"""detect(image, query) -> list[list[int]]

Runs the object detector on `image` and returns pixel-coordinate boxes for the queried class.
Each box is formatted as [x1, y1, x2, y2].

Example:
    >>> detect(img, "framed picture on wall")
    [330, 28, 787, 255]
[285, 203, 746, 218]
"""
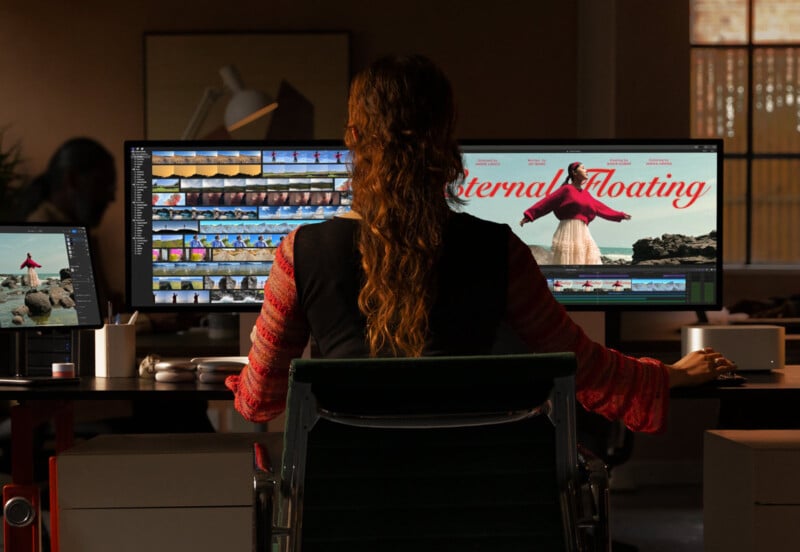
[144, 32, 350, 140]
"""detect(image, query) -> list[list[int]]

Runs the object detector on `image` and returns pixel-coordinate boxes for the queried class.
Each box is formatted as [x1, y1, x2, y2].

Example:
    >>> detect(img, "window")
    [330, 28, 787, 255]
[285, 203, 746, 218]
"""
[691, 0, 800, 264]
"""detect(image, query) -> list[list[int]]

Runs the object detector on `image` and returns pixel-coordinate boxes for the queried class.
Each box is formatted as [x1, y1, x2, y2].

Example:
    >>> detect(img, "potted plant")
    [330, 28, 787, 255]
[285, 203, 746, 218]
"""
[0, 125, 25, 221]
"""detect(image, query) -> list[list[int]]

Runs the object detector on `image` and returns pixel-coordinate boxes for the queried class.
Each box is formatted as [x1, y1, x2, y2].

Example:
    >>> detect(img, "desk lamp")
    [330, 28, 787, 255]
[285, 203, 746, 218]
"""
[181, 64, 279, 140]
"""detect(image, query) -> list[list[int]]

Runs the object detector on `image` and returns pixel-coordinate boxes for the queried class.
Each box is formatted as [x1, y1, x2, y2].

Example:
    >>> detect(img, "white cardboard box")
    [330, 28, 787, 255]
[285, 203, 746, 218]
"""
[704, 430, 800, 552]
[56, 433, 277, 552]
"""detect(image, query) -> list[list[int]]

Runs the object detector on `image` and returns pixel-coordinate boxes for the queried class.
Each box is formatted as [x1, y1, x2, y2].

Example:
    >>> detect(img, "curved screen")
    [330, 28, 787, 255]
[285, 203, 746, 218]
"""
[125, 140, 352, 312]
[457, 139, 723, 311]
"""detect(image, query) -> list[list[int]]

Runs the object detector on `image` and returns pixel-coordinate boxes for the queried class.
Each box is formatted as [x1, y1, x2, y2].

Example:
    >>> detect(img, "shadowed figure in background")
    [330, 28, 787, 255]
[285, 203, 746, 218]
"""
[23, 137, 119, 308]
[19, 136, 213, 436]
[24, 137, 116, 226]
[2, 138, 211, 552]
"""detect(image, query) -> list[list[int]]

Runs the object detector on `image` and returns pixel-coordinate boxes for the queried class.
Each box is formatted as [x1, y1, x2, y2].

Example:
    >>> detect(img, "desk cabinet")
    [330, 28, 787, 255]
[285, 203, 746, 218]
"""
[54, 433, 267, 552]
[704, 430, 800, 552]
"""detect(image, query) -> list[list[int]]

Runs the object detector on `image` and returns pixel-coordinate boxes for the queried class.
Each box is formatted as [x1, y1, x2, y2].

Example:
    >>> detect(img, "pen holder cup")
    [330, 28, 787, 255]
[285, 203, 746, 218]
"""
[94, 324, 137, 378]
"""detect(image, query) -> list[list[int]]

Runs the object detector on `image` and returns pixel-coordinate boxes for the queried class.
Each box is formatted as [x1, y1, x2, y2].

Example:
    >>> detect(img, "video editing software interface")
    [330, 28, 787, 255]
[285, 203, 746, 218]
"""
[126, 141, 352, 310]
[0, 225, 103, 329]
[458, 141, 723, 310]
[127, 139, 722, 312]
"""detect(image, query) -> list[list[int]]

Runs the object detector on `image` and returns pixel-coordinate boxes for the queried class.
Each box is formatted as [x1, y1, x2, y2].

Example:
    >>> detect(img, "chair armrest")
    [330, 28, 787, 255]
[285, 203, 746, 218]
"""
[254, 440, 292, 550]
[576, 444, 611, 551]
[253, 442, 274, 552]
[253, 469, 274, 552]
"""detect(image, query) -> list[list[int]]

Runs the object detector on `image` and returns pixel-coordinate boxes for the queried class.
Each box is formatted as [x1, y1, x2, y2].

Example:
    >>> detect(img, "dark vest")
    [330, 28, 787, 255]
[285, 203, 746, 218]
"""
[293, 213, 509, 358]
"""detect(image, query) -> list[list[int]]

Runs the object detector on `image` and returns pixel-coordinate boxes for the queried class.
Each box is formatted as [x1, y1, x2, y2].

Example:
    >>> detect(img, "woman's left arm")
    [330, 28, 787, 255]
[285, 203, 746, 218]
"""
[503, 231, 669, 433]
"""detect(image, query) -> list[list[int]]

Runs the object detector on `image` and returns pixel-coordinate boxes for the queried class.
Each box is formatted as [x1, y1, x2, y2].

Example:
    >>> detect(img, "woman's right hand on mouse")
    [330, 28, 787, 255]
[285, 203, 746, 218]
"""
[666, 346, 736, 388]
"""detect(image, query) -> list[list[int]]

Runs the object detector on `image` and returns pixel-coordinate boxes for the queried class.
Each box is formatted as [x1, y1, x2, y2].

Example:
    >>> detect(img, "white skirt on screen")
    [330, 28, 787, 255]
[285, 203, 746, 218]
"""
[550, 219, 602, 265]
[27, 267, 40, 288]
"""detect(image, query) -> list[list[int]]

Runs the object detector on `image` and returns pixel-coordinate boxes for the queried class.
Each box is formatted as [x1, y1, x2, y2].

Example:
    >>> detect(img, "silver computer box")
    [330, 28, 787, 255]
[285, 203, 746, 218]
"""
[681, 324, 785, 372]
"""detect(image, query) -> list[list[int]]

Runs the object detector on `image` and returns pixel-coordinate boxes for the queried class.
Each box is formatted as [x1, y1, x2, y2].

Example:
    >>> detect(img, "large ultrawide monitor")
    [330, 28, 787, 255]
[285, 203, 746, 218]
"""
[458, 140, 723, 311]
[125, 140, 352, 312]
[0, 224, 104, 329]
[126, 139, 722, 314]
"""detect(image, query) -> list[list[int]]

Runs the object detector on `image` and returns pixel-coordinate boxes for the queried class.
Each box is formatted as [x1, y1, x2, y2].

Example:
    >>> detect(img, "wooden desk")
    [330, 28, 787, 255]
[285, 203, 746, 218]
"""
[4, 367, 797, 551]
[0, 377, 232, 401]
[670, 365, 800, 400]
[0, 378, 232, 552]
[673, 366, 800, 433]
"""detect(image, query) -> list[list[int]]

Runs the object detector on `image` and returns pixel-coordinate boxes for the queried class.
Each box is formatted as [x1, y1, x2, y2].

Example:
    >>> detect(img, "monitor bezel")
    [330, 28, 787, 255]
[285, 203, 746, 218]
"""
[124, 139, 348, 313]
[457, 138, 724, 312]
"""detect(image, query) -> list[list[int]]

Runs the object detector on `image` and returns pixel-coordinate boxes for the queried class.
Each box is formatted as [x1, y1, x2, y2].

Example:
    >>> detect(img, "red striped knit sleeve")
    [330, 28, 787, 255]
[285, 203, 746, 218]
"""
[225, 230, 310, 423]
[504, 231, 670, 433]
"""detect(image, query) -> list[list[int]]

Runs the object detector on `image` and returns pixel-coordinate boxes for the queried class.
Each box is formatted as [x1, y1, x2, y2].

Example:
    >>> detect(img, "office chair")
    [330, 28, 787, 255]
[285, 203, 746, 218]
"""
[254, 353, 610, 551]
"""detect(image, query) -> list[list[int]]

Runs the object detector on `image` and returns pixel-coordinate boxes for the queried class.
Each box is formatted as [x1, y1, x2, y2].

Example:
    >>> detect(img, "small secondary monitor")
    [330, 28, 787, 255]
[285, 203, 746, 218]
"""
[458, 140, 723, 310]
[0, 224, 104, 329]
[125, 140, 352, 312]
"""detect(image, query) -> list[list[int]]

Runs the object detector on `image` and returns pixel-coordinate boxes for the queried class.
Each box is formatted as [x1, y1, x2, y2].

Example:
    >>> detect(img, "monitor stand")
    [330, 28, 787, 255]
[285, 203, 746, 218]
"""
[603, 311, 621, 350]
[695, 310, 709, 324]
[569, 311, 607, 346]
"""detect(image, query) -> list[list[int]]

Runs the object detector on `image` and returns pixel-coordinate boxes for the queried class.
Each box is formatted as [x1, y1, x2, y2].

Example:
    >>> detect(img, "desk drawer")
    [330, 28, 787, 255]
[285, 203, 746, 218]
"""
[705, 430, 800, 551]
[59, 507, 251, 552]
[55, 433, 272, 551]
[56, 433, 264, 509]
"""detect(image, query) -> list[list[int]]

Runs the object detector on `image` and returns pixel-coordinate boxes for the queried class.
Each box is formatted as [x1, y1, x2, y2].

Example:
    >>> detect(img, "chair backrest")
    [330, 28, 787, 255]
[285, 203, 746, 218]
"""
[276, 353, 580, 552]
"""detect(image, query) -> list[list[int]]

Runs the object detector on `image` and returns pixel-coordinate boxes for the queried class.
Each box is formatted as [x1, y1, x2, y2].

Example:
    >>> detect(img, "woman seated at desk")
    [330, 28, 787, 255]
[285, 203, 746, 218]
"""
[226, 54, 735, 434]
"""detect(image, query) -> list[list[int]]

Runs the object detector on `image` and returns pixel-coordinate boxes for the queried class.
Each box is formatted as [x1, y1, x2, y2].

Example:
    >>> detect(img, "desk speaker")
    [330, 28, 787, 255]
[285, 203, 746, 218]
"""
[681, 324, 785, 372]
[3, 483, 41, 552]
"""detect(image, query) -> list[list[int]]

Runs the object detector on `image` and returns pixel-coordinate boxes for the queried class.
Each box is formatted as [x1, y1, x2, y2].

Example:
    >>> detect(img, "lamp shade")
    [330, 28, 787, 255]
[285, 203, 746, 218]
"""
[219, 64, 278, 133]
[181, 64, 278, 140]
[224, 90, 278, 132]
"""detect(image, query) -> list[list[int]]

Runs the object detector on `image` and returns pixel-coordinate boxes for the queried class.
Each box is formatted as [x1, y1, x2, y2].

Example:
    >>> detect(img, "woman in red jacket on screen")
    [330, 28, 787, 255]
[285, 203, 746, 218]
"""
[227, 54, 735, 433]
[519, 161, 631, 264]
[20, 252, 42, 288]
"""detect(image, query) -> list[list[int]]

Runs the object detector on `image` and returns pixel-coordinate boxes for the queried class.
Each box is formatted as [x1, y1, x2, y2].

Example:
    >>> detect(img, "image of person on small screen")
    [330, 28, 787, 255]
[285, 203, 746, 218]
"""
[233, 235, 246, 247]
[519, 161, 631, 265]
[20, 252, 42, 288]
[210, 235, 225, 247]
[189, 235, 203, 247]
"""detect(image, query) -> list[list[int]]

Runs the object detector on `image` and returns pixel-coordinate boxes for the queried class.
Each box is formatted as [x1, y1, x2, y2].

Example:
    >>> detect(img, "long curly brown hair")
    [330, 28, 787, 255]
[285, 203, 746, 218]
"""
[345, 55, 464, 357]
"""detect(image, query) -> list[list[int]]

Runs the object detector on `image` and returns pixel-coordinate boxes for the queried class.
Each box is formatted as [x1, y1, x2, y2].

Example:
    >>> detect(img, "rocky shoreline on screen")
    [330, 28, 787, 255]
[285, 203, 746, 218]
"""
[0, 268, 77, 324]
[529, 231, 716, 266]
[630, 231, 717, 265]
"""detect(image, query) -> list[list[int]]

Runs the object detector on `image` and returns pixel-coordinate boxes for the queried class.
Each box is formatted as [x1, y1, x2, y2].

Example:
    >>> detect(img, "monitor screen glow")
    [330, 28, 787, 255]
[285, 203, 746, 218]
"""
[0, 224, 103, 329]
[125, 140, 352, 312]
[126, 139, 722, 314]
[457, 140, 723, 311]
